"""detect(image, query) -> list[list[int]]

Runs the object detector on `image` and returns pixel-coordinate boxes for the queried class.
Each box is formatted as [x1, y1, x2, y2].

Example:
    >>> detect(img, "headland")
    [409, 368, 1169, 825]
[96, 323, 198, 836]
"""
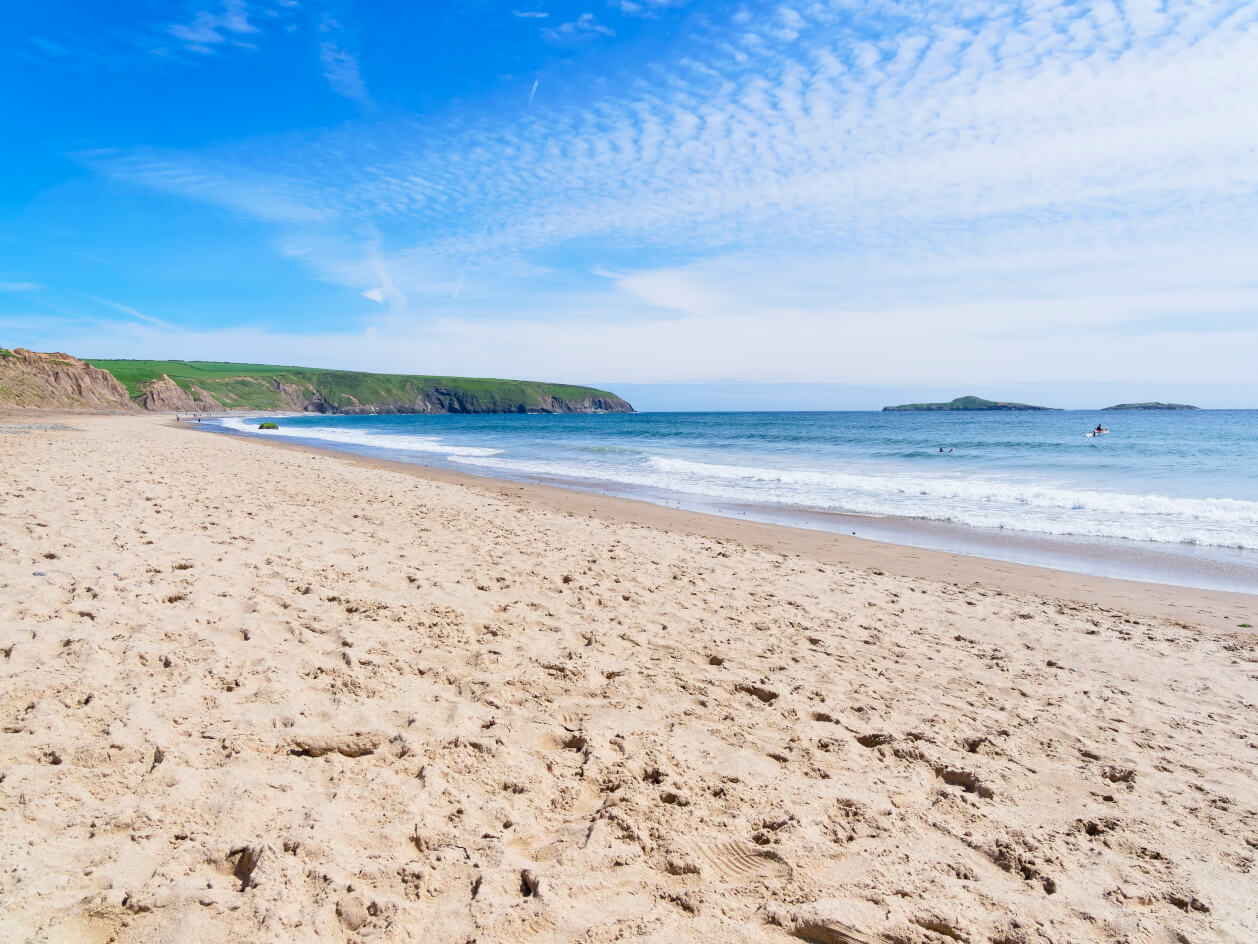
[0, 347, 632, 415]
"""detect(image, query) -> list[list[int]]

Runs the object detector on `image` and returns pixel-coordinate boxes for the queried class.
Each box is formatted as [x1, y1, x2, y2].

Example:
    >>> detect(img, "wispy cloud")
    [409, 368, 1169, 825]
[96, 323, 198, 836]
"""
[168, 0, 259, 53]
[0, 282, 41, 292]
[81, 0, 1258, 382]
[611, 0, 688, 17]
[83, 295, 181, 331]
[26, 37, 72, 58]
[115, 2, 1258, 252]
[543, 13, 615, 42]
[20, 1, 300, 71]
[320, 42, 371, 105]
[318, 15, 373, 108]
[363, 242, 408, 311]
[84, 149, 332, 224]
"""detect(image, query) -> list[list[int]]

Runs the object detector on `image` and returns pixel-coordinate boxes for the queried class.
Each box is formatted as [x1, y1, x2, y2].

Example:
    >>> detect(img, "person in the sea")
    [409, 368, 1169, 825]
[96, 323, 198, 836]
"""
[1094, 424, 1105, 434]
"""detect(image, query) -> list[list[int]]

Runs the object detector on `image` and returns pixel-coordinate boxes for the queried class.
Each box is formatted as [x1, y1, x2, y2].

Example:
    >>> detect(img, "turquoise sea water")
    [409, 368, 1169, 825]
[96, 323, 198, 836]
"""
[209, 410, 1258, 592]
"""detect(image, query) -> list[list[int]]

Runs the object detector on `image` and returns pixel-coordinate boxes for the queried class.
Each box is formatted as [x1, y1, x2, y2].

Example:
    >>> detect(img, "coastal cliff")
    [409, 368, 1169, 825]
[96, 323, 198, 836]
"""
[248, 376, 632, 415]
[0, 349, 633, 414]
[0, 348, 134, 410]
[137, 375, 226, 412]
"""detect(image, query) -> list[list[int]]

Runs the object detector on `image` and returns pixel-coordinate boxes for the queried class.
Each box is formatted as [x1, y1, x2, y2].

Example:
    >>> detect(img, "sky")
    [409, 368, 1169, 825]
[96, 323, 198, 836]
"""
[3, 0, 1258, 408]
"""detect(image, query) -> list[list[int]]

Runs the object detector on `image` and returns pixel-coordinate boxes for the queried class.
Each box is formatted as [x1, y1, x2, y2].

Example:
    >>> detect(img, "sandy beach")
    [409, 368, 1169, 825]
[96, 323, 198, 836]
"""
[1, 413, 1255, 944]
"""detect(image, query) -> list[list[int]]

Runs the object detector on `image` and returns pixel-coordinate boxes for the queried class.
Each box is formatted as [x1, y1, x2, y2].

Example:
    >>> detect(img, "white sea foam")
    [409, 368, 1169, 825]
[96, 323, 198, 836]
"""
[646, 457, 1258, 525]
[451, 453, 1258, 550]
[214, 415, 1258, 551]
[217, 417, 503, 457]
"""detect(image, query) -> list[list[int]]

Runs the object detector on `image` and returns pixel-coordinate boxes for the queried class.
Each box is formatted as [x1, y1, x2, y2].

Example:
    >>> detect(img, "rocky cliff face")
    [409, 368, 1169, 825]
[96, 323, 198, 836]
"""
[325, 391, 634, 415]
[0, 349, 134, 410]
[137, 375, 223, 412]
[261, 381, 633, 415]
[270, 379, 330, 413]
[532, 392, 631, 414]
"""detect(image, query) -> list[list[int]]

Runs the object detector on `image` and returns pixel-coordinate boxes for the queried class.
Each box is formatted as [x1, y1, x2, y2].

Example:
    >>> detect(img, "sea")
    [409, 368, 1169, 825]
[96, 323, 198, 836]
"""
[206, 410, 1258, 593]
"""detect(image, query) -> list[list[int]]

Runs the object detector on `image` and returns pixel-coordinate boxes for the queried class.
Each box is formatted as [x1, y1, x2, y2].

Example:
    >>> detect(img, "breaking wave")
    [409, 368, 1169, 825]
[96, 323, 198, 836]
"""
[216, 416, 503, 457]
[450, 453, 1258, 550]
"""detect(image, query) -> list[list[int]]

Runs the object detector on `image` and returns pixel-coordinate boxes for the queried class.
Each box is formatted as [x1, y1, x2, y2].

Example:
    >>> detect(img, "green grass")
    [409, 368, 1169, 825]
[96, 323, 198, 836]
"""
[86, 360, 303, 397]
[884, 395, 1055, 411]
[84, 359, 630, 413]
[1102, 402, 1199, 411]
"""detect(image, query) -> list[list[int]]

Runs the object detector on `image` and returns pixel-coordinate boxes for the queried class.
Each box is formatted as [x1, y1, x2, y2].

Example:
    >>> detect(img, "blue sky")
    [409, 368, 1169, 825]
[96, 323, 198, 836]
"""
[3, 0, 1258, 406]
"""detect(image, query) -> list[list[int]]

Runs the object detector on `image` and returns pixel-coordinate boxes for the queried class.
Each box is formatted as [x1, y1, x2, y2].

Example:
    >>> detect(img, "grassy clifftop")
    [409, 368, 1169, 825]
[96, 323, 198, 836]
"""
[86, 359, 633, 414]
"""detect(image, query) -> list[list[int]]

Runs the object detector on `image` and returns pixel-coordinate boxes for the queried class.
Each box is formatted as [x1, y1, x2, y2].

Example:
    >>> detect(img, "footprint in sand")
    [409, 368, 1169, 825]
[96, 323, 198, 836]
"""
[672, 838, 792, 886]
[537, 731, 588, 754]
[735, 682, 780, 703]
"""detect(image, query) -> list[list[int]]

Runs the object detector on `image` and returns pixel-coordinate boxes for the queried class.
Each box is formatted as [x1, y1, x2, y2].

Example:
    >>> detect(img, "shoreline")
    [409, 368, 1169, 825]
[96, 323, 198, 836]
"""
[196, 412, 1258, 596]
[183, 417, 1256, 634]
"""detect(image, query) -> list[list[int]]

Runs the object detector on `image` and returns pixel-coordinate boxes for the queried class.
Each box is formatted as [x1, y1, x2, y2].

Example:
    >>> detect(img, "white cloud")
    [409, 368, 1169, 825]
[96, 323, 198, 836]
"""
[0, 282, 41, 292]
[83, 295, 180, 331]
[773, 6, 804, 42]
[612, 0, 689, 16]
[543, 13, 615, 42]
[168, 0, 259, 52]
[87, 0, 1258, 383]
[320, 41, 372, 106]
[84, 150, 332, 223]
[24, 1, 300, 69]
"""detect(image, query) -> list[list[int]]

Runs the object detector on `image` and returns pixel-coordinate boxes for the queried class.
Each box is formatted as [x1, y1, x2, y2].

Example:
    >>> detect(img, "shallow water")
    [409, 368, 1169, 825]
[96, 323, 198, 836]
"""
[209, 410, 1258, 592]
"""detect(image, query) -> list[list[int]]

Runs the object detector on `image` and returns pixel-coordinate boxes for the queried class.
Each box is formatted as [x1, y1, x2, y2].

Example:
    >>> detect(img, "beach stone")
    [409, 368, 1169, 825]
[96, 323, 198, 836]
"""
[289, 732, 382, 757]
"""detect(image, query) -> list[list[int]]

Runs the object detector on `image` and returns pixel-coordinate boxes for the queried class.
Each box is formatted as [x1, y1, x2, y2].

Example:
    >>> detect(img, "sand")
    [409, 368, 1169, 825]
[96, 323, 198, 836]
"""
[1, 414, 1255, 944]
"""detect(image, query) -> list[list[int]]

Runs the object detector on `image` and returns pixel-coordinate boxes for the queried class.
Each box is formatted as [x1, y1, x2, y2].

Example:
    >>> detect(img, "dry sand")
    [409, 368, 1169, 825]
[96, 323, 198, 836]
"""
[1, 414, 1255, 944]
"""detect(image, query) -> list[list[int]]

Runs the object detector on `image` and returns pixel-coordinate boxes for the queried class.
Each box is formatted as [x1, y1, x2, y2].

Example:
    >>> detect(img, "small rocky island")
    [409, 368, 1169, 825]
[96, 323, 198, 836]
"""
[883, 395, 1056, 412]
[1102, 402, 1199, 411]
